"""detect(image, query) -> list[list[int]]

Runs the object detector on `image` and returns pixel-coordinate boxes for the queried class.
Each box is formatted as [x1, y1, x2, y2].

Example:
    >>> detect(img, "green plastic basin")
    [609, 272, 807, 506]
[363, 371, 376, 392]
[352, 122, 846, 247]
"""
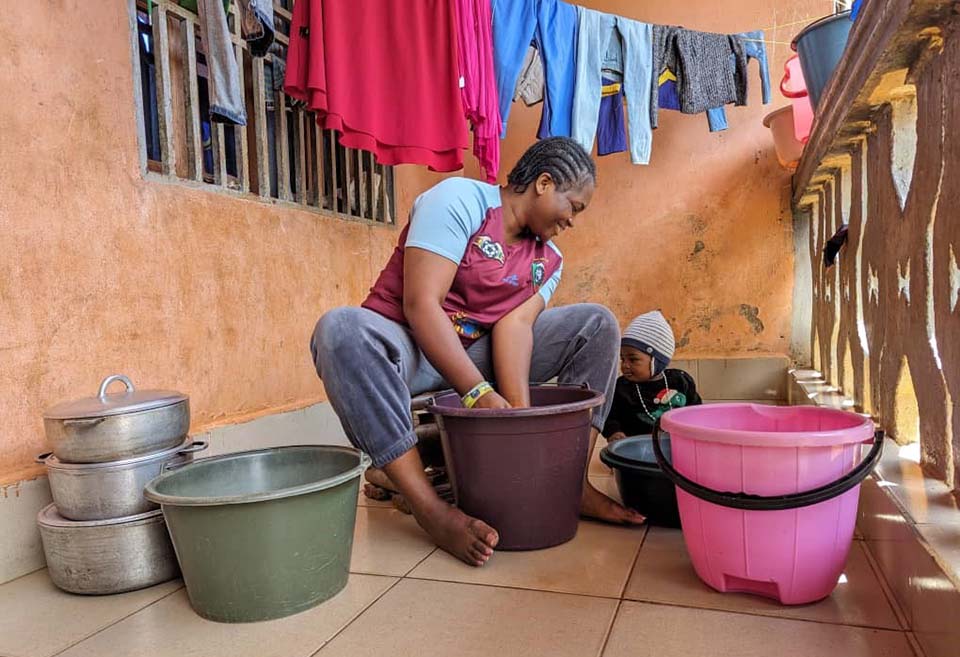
[144, 445, 369, 623]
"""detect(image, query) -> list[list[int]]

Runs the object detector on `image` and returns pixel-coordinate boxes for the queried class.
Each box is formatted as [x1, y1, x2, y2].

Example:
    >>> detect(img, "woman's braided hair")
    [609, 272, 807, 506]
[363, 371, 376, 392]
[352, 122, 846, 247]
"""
[506, 137, 596, 193]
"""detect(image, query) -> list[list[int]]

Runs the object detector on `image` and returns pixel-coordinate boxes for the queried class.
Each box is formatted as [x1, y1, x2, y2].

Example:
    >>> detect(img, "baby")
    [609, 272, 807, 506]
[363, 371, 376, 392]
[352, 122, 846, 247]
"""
[603, 310, 702, 440]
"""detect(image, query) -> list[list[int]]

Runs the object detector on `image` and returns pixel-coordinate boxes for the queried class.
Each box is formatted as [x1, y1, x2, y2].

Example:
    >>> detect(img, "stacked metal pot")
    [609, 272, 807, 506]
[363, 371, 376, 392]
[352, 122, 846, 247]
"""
[36, 374, 206, 594]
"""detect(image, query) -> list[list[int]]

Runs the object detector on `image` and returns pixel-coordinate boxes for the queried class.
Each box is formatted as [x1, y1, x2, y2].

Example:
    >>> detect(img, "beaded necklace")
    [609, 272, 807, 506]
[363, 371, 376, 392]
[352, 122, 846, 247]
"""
[635, 371, 669, 422]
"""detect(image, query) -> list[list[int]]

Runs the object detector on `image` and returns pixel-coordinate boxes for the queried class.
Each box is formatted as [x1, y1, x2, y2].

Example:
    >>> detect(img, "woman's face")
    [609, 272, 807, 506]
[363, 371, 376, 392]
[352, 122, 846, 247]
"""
[526, 174, 594, 242]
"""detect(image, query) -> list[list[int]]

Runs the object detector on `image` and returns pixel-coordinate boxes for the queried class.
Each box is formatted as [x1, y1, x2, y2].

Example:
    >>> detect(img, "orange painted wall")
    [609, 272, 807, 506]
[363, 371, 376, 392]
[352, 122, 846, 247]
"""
[0, 2, 445, 484]
[1, 0, 820, 483]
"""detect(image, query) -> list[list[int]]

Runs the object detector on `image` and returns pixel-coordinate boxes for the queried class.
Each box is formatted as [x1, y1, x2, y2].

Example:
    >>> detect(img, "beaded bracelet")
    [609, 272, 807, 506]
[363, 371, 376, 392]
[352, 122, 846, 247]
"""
[461, 381, 494, 409]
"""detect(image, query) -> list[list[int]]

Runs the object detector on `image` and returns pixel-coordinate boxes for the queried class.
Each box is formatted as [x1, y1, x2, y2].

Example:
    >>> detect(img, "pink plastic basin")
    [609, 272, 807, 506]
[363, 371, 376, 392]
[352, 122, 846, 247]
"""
[780, 55, 814, 143]
[657, 404, 879, 605]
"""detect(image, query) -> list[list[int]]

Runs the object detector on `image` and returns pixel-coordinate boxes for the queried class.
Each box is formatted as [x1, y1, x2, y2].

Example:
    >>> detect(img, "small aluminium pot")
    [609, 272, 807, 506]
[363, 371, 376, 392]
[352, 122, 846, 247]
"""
[37, 504, 180, 595]
[43, 374, 190, 463]
[37, 440, 208, 521]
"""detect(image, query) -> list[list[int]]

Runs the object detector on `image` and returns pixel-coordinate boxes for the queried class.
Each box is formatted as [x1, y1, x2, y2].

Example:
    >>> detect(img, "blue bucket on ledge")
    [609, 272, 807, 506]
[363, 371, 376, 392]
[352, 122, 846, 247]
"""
[792, 11, 853, 108]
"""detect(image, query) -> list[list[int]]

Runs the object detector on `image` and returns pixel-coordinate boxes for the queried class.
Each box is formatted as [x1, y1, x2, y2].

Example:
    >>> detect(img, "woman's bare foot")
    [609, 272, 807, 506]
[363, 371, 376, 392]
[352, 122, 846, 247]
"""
[580, 482, 646, 524]
[363, 483, 392, 501]
[413, 501, 499, 567]
[382, 449, 498, 567]
[391, 493, 412, 514]
[365, 467, 399, 492]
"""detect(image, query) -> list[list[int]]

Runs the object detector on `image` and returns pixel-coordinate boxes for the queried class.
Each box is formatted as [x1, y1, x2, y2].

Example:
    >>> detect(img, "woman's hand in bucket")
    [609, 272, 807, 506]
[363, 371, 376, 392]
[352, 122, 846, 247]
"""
[608, 432, 627, 443]
[473, 391, 512, 410]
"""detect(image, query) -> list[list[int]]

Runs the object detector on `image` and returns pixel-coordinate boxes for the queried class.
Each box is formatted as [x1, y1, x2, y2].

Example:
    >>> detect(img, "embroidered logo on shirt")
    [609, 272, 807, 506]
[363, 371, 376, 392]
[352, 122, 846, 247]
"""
[502, 274, 520, 286]
[472, 235, 505, 265]
[531, 259, 547, 291]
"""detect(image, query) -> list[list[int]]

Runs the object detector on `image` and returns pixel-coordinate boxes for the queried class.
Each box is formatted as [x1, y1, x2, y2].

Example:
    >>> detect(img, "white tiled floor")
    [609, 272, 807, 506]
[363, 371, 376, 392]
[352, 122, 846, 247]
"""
[604, 602, 914, 657]
[0, 471, 920, 657]
[56, 575, 396, 657]
[623, 527, 900, 629]
[407, 520, 646, 598]
[0, 572, 181, 657]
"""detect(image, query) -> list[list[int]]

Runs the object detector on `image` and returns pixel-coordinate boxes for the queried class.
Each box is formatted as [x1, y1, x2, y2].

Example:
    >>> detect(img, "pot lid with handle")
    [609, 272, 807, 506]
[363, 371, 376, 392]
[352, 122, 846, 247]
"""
[43, 374, 188, 420]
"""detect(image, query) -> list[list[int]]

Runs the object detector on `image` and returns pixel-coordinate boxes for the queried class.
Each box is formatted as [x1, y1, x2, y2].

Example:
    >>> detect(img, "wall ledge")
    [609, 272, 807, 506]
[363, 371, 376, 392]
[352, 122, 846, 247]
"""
[792, 0, 958, 206]
[789, 368, 960, 657]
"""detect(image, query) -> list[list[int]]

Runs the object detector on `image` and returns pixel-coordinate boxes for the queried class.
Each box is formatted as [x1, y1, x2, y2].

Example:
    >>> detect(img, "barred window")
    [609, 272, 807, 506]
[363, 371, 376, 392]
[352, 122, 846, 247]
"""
[133, 0, 395, 223]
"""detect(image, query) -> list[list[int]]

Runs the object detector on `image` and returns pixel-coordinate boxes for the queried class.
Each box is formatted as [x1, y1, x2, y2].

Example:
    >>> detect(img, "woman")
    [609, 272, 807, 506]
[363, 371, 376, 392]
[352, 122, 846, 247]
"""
[311, 137, 644, 567]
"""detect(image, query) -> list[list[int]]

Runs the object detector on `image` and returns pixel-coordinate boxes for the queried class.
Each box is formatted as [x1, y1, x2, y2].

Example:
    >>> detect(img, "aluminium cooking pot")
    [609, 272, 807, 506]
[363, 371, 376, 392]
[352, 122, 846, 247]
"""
[37, 504, 180, 595]
[43, 374, 189, 463]
[37, 440, 208, 521]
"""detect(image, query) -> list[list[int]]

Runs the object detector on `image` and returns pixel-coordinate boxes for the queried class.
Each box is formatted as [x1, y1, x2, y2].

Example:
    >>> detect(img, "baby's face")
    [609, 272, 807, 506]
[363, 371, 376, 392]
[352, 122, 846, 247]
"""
[620, 347, 654, 383]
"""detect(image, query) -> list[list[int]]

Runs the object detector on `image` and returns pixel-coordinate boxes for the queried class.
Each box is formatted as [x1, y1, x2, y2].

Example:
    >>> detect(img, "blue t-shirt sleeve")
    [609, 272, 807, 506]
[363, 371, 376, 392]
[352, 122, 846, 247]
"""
[538, 262, 562, 305]
[538, 241, 563, 305]
[404, 178, 494, 263]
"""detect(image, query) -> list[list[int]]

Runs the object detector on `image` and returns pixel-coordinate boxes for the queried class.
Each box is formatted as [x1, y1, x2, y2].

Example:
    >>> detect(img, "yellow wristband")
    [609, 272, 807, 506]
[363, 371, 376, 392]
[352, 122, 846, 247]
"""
[461, 381, 494, 409]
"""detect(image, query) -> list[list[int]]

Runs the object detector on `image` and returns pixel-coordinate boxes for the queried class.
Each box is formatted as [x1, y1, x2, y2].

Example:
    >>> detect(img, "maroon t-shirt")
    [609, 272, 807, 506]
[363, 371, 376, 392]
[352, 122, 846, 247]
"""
[363, 198, 562, 344]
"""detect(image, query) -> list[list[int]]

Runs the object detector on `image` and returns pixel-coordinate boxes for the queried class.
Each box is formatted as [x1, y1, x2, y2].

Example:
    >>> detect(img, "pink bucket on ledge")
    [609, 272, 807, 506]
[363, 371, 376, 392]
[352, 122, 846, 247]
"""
[780, 55, 814, 143]
[655, 403, 881, 605]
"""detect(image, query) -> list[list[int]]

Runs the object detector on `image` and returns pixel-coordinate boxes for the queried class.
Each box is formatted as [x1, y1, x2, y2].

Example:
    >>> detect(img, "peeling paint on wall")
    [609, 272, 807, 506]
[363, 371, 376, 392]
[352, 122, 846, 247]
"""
[739, 304, 765, 335]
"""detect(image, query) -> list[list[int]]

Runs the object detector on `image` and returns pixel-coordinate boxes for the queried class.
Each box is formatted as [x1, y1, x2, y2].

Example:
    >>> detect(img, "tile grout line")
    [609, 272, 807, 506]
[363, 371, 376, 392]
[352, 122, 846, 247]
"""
[905, 631, 928, 657]
[595, 599, 623, 657]
[0, 566, 49, 589]
[355, 495, 393, 509]
[401, 546, 440, 578]
[348, 549, 438, 579]
[320, 496, 436, 652]
[307, 574, 406, 657]
[48, 583, 185, 657]
[859, 537, 911, 631]
[619, 596, 907, 633]
[617, 526, 649, 600]
[401, 573, 626, 602]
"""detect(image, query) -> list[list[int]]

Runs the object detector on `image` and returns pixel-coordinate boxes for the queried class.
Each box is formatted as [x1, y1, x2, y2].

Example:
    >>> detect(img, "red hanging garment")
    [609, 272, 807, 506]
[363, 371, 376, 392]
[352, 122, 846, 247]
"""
[285, 0, 468, 172]
[454, 0, 501, 182]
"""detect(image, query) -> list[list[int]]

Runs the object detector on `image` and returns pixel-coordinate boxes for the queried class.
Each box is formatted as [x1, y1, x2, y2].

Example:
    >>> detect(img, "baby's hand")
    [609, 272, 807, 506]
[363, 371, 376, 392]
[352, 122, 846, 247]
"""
[608, 432, 627, 443]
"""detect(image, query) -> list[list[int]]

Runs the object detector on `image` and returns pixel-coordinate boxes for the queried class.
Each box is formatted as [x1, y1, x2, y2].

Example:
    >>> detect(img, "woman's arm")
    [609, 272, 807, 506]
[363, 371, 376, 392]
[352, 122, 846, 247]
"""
[491, 293, 545, 407]
[403, 247, 509, 408]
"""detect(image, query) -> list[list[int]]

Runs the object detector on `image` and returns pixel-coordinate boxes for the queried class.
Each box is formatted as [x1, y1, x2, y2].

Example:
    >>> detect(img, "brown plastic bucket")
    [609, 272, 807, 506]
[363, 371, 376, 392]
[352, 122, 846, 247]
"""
[427, 385, 604, 550]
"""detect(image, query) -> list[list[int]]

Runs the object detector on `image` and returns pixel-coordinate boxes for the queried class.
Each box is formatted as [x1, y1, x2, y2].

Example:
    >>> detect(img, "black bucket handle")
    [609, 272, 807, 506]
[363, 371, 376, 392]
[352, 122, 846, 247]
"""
[651, 420, 884, 511]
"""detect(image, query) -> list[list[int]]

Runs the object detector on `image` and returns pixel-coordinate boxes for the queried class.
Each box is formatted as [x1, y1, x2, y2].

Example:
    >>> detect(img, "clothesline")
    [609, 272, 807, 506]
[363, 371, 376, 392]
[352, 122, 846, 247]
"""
[741, 8, 853, 46]
[754, 12, 846, 33]
[283, 0, 795, 178]
[742, 38, 798, 46]
[755, 16, 825, 32]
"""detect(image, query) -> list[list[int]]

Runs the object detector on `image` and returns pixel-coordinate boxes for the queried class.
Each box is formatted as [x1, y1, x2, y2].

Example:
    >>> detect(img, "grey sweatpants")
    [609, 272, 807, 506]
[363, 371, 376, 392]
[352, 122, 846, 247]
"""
[310, 304, 621, 468]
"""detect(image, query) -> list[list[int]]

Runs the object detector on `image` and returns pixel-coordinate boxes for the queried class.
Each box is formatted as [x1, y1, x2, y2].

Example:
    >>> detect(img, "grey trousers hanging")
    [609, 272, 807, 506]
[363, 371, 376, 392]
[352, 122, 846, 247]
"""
[197, 0, 247, 125]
